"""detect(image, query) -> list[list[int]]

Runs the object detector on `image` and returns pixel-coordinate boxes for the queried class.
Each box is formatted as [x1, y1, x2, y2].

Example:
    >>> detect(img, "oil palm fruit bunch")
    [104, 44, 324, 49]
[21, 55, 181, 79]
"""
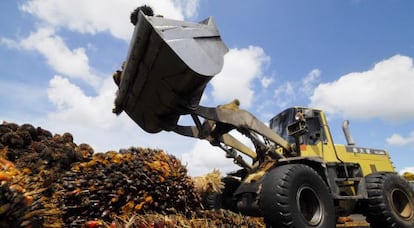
[59, 148, 201, 225]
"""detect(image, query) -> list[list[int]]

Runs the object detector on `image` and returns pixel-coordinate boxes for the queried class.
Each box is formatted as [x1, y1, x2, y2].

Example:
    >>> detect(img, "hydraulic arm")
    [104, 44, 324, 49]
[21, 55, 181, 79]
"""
[172, 100, 290, 169]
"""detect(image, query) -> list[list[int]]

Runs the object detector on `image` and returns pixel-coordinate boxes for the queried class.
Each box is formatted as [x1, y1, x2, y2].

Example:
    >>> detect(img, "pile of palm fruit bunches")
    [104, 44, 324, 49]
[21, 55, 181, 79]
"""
[0, 121, 263, 228]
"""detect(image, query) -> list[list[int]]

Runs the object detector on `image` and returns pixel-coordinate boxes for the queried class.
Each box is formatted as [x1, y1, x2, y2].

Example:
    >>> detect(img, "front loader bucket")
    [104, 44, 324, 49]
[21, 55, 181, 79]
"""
[114, 12, 228, 133]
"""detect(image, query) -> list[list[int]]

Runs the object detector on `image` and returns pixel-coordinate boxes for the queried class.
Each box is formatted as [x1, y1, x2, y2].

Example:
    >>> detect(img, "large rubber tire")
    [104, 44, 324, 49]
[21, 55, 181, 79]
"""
[363, 172, 414, 228]
[202, 177, 240, 211]
[220, 177, 240, 212]
[202, 192, 221, 210]
[260, 164, 335, 228]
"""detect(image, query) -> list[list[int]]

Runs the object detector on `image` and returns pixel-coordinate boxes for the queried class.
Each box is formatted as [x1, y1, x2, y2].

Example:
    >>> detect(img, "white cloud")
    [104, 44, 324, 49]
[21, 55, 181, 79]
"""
[19, 0, 194, 41]
[47, 75, 118, 129]
[387, 131, 414, 146]
[310, 55, 414, 120]
[261, 76, 274, 88]
[300, 68, 321, 95]
[210, 46, 270, 108]
[268, 68, 321, 109]
[19, 28, 101, 88]
[181, 140, 237, 176]
[181, 131, 254, 176]
[0, 38, 21, 49]
[172, 0, 199, 18]
[274, 82, 295, 108]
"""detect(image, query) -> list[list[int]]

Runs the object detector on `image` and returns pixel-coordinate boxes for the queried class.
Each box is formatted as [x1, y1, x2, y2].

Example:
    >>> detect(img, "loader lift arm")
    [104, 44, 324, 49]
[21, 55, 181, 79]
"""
[171, 100, 291, 170]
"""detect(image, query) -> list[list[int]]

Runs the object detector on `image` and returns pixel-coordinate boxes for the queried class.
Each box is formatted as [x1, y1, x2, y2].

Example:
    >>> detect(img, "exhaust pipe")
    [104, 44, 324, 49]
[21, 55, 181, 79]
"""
[342, 120, 355, 146]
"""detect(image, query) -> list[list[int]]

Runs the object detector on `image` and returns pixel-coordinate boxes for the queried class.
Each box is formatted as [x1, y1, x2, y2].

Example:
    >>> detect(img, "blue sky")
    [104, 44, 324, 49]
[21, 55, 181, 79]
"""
[1, 0, 414, 176]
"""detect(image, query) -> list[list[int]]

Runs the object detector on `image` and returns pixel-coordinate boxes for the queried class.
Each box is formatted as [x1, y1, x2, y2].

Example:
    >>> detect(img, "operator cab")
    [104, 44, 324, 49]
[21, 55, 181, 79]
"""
[269, 107, 325, 147]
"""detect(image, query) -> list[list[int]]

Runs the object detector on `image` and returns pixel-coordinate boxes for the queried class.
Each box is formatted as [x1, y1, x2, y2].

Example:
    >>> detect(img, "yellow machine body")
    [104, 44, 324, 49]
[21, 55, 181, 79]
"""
[298, 109, 395, 175]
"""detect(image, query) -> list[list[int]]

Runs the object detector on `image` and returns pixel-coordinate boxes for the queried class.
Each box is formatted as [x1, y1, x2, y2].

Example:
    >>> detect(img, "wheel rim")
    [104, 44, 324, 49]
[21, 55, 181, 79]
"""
[390, 188, 414, 220]
[296, 185, 323, 226]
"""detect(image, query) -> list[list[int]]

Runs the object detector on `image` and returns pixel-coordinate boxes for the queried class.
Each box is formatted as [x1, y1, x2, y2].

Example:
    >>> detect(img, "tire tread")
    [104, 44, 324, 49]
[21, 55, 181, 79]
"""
[260, 164, 335, 228]
[363, 172, 414, 228]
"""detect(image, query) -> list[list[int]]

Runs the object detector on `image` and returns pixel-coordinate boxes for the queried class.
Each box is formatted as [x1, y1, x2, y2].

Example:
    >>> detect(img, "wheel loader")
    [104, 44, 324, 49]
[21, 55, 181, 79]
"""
[113, 11, 414, 228]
